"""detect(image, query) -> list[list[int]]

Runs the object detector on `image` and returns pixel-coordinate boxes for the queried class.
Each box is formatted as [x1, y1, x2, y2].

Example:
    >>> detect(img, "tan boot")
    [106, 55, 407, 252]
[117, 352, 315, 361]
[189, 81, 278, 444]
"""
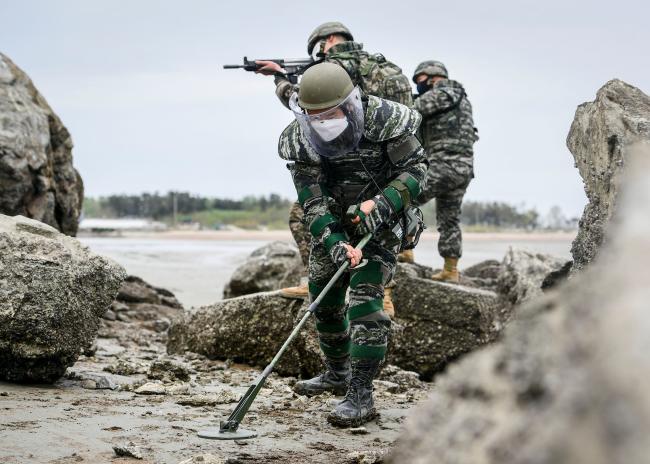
[397, 249, 415, 263]
[280, 282, 309, 299]
[431, 258, 460, 283]
[383, 287, 395, 318]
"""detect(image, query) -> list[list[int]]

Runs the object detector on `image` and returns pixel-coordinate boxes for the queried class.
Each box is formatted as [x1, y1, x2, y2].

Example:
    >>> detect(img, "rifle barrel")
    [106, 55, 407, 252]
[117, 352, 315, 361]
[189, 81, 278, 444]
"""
[223, 65, 243, 69]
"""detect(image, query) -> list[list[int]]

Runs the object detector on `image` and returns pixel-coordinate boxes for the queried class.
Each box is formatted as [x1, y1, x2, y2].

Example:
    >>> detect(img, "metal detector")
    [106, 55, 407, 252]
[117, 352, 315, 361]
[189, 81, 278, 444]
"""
[197, 233, 372, 440]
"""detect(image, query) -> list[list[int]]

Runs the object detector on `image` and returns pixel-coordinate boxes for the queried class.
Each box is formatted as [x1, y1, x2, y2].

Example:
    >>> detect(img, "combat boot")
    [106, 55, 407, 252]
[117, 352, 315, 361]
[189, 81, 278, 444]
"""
[293, 356, 349, 397]
[383, 287, 395, 318]
[431, 257, 460, 283]
[397, 249, 415, 263]
[280, 282, 309, 299]
[327, 359, 380, 427]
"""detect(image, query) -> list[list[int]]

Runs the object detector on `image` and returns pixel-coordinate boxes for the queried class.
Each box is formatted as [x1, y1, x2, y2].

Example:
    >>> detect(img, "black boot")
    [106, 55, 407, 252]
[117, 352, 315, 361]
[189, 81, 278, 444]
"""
[327, 359, 380, 427]
[293, 356, 349, 397]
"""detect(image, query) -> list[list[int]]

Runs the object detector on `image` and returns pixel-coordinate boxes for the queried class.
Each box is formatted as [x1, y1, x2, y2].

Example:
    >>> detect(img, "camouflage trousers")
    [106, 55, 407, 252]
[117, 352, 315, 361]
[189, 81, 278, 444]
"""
[417, 154, 473, 258]
[308, 237, 394, 366]
[289, 201, 311, 268]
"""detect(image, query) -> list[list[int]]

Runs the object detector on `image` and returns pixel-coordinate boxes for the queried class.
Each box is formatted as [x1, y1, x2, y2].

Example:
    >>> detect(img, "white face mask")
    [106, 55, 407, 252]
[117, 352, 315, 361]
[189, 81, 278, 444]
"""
[310, 118, 348, 142]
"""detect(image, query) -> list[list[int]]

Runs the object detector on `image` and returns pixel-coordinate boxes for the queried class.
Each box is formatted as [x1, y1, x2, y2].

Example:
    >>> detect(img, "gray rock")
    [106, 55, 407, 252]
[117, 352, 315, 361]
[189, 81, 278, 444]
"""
[148, 358, 192, 382]
[496, 247, 567, 307]
[0, 53, 83, 236]
[222, 241, 303, 298]
[169, 266, 503, 380]
[567, 79, 650, 272]
[391, 266, 502, 379]
[0, 215, 126, 383]
[388, 85, 650, 464]
[167, 292, 308, 376]
[113, 443, 143, 460]
[134, 382, 166, 395]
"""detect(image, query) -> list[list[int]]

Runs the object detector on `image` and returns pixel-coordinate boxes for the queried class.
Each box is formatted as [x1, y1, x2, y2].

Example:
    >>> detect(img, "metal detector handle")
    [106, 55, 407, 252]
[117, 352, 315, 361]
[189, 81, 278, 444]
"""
[219, 233, 372, 432]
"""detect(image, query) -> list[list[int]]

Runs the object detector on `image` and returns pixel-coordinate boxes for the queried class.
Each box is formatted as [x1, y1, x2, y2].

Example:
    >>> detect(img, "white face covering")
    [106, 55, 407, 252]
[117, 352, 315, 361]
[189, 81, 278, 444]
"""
[310, 118, 349, 142]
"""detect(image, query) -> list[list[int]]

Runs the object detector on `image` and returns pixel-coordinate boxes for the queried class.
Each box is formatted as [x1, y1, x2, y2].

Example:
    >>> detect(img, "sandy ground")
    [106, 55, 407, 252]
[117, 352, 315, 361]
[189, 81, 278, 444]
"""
[0, 322, 430, 464]
[79, 230, 575, 308]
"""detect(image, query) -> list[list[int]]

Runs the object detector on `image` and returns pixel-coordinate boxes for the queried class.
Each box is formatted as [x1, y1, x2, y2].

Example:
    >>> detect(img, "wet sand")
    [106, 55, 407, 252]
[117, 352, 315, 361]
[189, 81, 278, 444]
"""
[0, 331, 429, 464]
[79, 230, 575, 308]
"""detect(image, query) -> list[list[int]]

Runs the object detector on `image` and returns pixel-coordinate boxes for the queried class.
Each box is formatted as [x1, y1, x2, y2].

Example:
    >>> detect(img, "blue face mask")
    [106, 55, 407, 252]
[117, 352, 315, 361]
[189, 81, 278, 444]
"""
[417, 80, 431, 95]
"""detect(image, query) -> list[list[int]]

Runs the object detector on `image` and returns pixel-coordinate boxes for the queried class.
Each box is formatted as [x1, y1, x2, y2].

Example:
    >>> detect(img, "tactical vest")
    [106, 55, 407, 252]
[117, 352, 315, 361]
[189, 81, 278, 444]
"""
[418, 80, 478, 157]
[326, 42, 413, 108]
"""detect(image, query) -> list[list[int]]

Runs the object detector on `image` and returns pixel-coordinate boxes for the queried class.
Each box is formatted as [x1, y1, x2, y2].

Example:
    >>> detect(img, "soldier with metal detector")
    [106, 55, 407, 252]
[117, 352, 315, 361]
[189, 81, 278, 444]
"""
[196, 62, 426, 439]
[279, 62, 427, 426]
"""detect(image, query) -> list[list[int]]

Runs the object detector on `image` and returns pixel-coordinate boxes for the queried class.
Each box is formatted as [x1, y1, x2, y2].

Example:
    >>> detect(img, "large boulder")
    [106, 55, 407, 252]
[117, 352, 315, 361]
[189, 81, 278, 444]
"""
[0, 215, 126, 382]
[222, 241, 302, 298]
[168, 263, 502, 380]
[567, 79, 650, 272]
[388, 83, 650, 464]
[167, 292, 308, 376]
[0, 53, 83, 236]
[391, 264, 503, 379]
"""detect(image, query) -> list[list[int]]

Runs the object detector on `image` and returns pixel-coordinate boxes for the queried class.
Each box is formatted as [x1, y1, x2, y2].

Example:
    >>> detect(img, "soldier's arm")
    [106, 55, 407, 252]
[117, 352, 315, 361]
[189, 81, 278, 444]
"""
[287, 161, 349, 257]
[413, 86, 463, 117]
[274, 75, 296, 110]
[373, 134, 429, 220]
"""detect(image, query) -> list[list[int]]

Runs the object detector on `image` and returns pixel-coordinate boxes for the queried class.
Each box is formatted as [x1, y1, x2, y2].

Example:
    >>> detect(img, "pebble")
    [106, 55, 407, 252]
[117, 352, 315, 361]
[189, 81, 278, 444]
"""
[81, 380, 97, 389]
[134, 382, 166, 395]
[112, 443, 143, 459]
[349, 426, 369, 435]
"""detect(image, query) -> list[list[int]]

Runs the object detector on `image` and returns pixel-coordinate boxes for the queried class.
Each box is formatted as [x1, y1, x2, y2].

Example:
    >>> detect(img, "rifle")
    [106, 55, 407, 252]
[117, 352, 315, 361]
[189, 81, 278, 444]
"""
[223, 56, 317, 84]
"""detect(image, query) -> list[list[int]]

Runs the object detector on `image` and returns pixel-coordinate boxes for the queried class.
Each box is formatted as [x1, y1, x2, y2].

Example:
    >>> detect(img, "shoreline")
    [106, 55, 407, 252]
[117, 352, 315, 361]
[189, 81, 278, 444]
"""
[78, 229, 577, 242]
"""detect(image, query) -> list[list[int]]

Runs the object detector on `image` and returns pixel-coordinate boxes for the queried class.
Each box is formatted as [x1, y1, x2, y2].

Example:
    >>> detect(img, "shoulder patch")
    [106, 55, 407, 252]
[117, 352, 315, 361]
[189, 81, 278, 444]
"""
[278, 121, 321, 163]
[363, 96, 422, 142]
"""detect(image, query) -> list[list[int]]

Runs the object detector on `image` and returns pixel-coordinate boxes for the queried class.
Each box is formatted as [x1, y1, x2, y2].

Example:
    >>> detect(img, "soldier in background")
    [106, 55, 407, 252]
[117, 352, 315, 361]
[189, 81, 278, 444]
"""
[412, 60, 478, 283]
[256, 22, 412, 312]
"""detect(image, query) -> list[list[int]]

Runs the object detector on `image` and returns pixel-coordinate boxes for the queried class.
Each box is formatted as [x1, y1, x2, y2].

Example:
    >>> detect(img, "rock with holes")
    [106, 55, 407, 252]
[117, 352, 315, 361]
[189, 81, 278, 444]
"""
[0, 215, 125, 382]
[567, 79, 650, 273]
[0, 53, 83, 236]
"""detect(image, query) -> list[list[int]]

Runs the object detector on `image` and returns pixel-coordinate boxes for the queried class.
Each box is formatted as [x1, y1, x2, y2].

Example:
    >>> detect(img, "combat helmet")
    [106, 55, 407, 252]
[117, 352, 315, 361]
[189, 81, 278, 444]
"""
[412, 60, 448, 83]
[307, 21, 354, 56]
[298, 62, 354, 110]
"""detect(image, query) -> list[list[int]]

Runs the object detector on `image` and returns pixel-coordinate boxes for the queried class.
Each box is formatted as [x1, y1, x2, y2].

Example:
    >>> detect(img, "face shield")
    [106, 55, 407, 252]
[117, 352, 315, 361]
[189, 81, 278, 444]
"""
[289, 87, 365, 158]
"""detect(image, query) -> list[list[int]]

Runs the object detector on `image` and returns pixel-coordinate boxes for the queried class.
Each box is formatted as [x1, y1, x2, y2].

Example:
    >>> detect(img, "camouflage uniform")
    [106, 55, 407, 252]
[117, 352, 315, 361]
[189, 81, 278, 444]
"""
[279, 96, 427, 370]
[414, 79, 478, 258]
[288, 201, 311, 266]
[277, 40, 413, 266]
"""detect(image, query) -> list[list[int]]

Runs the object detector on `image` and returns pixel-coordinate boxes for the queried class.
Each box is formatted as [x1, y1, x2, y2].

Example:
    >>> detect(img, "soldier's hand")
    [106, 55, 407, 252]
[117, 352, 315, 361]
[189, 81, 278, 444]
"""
[351, 199, 376, 224]
[342, 243, 362, 268]
[255, 60, 284, 75]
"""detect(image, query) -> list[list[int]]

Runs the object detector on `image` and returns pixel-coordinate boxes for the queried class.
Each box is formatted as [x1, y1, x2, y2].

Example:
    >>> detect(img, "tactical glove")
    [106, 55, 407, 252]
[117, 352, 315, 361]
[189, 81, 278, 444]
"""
[353, 195, 393, 236]
[329, 240, 351, 267]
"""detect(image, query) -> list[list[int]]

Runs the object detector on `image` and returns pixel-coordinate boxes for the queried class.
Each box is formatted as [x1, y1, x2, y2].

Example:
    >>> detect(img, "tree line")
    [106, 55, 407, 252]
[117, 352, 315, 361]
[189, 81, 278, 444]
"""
[83, 192, 577, 230]
[83, 192, 292, 220]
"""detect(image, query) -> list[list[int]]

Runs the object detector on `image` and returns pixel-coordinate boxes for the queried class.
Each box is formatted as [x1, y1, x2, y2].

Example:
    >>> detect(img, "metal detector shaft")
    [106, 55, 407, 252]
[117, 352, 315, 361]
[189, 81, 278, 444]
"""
[218, 233, 372, 433]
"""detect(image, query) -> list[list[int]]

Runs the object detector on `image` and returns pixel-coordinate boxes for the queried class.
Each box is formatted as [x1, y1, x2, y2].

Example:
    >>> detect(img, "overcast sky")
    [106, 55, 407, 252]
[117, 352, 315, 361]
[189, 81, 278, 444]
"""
[2, 0, 648, 217]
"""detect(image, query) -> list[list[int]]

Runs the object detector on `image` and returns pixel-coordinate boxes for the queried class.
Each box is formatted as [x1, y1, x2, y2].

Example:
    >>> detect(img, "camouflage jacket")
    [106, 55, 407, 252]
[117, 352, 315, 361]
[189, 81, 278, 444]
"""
[278, 96, 428, 248]
[274, 41, 413, 109]
[413, 79, 478, 163]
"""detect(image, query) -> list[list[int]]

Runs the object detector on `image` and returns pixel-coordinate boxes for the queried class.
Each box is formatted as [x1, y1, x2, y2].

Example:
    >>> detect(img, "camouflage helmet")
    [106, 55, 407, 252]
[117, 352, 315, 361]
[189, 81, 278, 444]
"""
[307, 21, 354, 55]
[298, 62, 354, 110]
[412, 60, 448, 83]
